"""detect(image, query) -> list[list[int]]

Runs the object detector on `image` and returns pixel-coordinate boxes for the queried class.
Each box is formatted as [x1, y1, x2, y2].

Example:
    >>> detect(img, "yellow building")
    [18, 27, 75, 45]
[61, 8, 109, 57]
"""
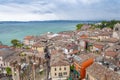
[50, 60, 70, 80]
[32, 44, 44, 53]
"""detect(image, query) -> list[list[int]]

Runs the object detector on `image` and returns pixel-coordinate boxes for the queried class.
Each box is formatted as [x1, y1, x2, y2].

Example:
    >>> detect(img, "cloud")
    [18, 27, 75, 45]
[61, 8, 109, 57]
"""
[0, 0, 119, 21]
[0, 13, 58, 21]
[52, 0, 102, 5]
[0, 0, 59, 21]
[78, 0, 101, 5]
[0, 2, 58, 21]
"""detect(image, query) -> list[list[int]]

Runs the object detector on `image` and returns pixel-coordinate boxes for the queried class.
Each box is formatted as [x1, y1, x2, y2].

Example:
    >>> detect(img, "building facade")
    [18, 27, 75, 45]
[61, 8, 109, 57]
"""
[50, 60, 70, 80]
[113, 23, 120, 39]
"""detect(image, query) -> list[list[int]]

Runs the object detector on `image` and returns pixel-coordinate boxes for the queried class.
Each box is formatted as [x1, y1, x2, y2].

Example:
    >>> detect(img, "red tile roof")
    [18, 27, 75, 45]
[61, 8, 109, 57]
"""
[105, 51, 118, 58]
[71, 50, 79, 54]
[0, 45, 9, 49]
[80, 34, 88, 39]
[87, 62, 120, 80]
[51, 60, 69, 66]
[24, 36, 34, 40]
[104, 38, 119, 43]
[93, 44, 104, 49]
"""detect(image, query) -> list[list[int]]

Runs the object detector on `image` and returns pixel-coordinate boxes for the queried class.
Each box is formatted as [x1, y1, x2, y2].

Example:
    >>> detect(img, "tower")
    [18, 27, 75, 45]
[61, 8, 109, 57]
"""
[113, 23, 120, 40]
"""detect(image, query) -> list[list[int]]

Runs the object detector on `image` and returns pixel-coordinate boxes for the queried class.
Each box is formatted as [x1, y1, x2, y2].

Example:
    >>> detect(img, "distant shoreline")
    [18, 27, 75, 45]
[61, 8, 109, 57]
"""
[0, 20, 102, 23]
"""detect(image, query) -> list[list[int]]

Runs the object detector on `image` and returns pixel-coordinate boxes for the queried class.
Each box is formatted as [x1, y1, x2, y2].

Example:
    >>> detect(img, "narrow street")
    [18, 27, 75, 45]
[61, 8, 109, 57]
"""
[44, 44, 51, 80]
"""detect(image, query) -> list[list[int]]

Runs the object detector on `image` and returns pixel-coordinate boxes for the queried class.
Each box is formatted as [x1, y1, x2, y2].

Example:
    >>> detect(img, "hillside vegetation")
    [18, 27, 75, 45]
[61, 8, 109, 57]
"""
[76, 20, 120, 30]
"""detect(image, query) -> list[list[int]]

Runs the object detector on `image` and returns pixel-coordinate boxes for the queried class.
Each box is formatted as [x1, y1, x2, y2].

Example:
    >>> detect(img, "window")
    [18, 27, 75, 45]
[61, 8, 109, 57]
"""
[55, 73, 57, 76]
[1, 64, 2, 67]
[64, 67, 66, 70]
[59, 68, 61, 70]
[4, 63, 5, 66]
[63, 72, 67, 75]
[55, 68, 56, 71]
[86, 74, 90, 80]
[116, 49, 119, 51]
[115, 28, 118, 31]
[59, 73, 62, 77]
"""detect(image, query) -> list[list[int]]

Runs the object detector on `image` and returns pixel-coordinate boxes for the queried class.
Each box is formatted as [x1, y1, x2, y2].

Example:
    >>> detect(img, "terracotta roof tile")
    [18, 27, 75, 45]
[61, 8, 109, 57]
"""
[0, 45, 9, 49]
[24, 36, 34, 40]
[51, 60, 69, 66]
[80, 34, 88, 39]
[87, 62, 120, 80]
[71, 50, 79, 54]
[105, 51, 118, 58]
[93, 44, 104, 49]
[103, 38, 119, 43]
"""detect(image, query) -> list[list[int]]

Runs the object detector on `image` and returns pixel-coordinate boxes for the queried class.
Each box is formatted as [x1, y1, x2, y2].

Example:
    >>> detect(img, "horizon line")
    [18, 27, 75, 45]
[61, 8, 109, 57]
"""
[0, 19, 119, 22]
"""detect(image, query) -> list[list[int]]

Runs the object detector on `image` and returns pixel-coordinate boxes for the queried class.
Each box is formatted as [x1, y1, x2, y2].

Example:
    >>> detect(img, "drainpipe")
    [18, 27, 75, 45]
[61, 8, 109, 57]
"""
[16, 64, 21, 80]
[33, 62, 36, 80]
[11, 63, 15, 80]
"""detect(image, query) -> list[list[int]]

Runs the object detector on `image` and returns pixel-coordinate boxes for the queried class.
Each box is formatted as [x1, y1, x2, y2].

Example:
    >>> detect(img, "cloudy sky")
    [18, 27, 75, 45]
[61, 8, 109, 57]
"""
[0, 0, 120, 21]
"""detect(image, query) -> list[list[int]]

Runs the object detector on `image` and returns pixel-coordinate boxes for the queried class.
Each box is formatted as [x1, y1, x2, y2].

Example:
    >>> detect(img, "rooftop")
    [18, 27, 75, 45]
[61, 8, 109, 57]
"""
[50, 52, 69, 67]
[105, 51, 118, 58]
[87, 62, 120, 80]
[73, 53, 99, 64]
[24, 36, 34, 40]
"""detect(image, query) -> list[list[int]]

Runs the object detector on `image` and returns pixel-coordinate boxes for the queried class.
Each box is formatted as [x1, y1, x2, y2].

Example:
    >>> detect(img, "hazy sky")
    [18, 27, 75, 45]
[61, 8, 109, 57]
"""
[0, 0, 120, 21]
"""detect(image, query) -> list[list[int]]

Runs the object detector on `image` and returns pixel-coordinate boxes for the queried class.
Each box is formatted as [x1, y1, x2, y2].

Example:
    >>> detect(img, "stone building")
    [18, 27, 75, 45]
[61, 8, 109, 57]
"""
[50, 53, 70, 80]
[113, 23, 120, 40]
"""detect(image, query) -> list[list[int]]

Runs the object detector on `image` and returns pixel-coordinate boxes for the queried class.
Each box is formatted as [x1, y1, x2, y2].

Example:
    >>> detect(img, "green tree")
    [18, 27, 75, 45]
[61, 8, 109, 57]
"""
[17, 43, 24, 48]
[6, 67, 12, 75]
[70, 65, 74, 71]
[11, 39, 19, 47]
[94, 20, 120, 29]
[76, 24, 83, 30]
[11, 39, 24, 48]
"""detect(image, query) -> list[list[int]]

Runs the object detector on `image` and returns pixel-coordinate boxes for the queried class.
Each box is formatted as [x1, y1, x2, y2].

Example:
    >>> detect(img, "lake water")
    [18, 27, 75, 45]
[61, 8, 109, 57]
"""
[0, 21, 99, 45]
